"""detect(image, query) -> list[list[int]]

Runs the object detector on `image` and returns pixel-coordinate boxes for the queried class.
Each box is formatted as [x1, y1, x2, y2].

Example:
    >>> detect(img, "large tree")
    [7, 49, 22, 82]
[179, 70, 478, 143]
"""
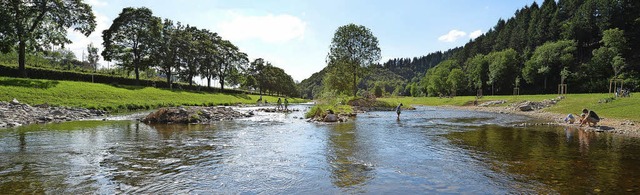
[198, 30, 221, 89]
[0, 0, 96, 77]
[102, 7, 161, 85]
[215, 40, 248, 90]
[151, 19, 180, 88]
[522, 40, 576, 92]
[487, 48, 519, 95]
[326, 23, 381, 97]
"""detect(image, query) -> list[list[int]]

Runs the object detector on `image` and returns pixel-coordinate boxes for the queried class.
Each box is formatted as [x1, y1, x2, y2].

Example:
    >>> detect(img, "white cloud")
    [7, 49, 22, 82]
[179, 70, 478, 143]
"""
[438, 30, 467, 42]
[217, 12, 306, 43]
[469, 30, 483, 39]
[66, 11, 110, 68]
[86, 0, 107, 7]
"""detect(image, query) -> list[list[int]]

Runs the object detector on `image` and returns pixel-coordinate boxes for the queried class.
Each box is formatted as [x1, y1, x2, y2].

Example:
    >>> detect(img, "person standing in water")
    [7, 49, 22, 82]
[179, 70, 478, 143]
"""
[396, 103, 403, 120]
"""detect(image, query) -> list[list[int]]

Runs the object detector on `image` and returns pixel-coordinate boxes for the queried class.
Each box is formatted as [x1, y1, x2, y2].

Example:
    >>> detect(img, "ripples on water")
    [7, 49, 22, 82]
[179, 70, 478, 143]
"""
[0, 105, 639, 194]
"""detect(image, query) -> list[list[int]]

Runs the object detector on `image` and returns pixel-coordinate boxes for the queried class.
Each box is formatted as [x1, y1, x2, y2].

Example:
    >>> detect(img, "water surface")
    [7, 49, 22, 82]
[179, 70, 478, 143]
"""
[1, 105, 639, 194]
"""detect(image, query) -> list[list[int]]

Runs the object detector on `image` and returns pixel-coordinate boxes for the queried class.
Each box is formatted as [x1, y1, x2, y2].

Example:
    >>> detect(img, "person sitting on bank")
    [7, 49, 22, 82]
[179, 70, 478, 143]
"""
[564, 113, 576, 124]
[579, 108, 600, 127]
[324, 109, 338, 122]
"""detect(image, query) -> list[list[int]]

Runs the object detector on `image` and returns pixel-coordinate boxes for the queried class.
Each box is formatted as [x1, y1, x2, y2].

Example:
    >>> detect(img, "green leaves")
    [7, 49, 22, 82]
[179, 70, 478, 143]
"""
[325, 24, 381, 97]
[102, 7, 161, 83]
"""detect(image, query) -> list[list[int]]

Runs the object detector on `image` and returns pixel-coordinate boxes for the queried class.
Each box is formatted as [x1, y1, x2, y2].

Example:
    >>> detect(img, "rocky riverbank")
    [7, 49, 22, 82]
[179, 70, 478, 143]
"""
[444, 97, 640, 137]
[0, 99, 108, 128]
[141, 106, 253, 124]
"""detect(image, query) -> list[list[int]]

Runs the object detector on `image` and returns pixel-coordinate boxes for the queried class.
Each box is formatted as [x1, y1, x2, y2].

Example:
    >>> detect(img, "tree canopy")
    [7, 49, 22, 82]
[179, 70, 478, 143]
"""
[325, 24, 381, 97]
[102, 7, 161, 85]
[0, 0, 96, 77]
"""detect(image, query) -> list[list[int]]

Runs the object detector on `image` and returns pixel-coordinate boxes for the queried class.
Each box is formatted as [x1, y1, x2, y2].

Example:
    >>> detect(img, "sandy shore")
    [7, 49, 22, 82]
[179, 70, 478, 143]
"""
[441, 105, 640, 138]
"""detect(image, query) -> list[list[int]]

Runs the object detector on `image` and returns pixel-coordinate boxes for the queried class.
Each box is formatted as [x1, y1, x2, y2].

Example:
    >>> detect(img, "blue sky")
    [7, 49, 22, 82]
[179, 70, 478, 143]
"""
[68, 0, 539, 83]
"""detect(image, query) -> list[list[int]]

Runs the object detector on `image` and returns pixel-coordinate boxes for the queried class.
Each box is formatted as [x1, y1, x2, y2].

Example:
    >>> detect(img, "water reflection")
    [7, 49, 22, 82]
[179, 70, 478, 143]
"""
[448, 125, 640, 194]
[1, 106, 640, 194]
[326, 122, 373, 189]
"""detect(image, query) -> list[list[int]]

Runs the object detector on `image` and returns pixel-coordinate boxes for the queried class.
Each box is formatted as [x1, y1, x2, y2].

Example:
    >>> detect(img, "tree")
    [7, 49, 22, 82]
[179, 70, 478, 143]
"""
[326, 24, 381, 97]
[522, 40, 576, 92]
[102, 7, 161, 85]
[600, 28, 627, 78]
[0, 0, 96, 77]
[465, 54, 489, 92]
[487, 49, 519, 95]
[198, 30, 221, 89]
[151, 19, 180, 88]
[447, 68, 465, 96]
[215, 40, 248, 90]
[87, 43, 99, 72]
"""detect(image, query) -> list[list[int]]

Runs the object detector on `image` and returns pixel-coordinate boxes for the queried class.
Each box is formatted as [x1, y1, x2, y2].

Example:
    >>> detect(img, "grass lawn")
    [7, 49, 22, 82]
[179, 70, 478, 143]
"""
[380, 93, 640, 121]
[0, 76, 306, 112]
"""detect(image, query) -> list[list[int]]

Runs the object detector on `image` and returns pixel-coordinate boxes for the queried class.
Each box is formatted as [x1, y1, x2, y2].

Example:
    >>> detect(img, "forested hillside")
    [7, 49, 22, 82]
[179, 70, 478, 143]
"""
[300, 0, 640, 98]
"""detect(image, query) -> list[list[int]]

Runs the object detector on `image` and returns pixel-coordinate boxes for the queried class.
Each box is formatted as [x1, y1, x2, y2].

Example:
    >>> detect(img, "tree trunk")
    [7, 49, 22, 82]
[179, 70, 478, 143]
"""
[219, 76, 225, 90]
[134, 66, 140, 85]
[167, 70, 172, 90]
[353, 66, 357, 97]
[543, 76, 547, 92]
[18, 39, 27, 77]
[207, 76, 211, 88]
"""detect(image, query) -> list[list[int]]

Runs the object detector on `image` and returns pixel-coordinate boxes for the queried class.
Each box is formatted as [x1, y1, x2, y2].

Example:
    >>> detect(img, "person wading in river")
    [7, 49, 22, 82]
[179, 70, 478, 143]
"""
[396, 103, 403, 120]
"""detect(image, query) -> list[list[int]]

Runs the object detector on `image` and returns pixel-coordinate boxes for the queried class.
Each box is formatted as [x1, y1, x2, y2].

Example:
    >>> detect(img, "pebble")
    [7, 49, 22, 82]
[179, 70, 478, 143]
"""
[0, 99, 108, 128]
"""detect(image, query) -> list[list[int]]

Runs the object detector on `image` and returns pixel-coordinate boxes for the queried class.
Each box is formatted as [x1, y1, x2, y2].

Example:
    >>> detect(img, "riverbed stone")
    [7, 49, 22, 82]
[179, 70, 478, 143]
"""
[0, 99, 108, 129]
[142, 106, 251, 124]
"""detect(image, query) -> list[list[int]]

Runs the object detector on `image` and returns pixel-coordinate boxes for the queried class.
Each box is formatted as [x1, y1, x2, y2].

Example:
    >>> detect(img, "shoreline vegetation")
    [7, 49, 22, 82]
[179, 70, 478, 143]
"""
[378, 94, 640, 137]
[0, 76, 306, 112]
[0, 76, 306, 128]
[305, 93, 639, 137]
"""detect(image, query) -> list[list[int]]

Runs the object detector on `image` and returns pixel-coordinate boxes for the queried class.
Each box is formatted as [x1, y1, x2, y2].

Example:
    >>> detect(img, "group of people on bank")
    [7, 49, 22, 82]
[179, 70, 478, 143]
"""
[564, 108, 600, 127]
[256, 95, 289, 111]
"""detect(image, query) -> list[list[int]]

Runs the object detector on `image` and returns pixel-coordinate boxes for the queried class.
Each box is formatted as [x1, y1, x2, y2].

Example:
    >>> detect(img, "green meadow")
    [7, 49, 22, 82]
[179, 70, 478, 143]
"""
[380, 93, 640, 121]
[0, 76, 306, 112]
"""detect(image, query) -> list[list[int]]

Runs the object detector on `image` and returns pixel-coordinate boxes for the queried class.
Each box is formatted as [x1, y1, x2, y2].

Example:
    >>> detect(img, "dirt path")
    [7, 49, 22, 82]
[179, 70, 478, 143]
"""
[441, 105, 640, 137]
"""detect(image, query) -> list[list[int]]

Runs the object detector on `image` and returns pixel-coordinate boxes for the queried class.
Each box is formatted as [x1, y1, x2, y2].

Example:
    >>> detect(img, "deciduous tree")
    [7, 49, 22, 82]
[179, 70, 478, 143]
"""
[326, 24, 381, 97]
[0, 0, 96, 77]
[102, 7, 161, 85]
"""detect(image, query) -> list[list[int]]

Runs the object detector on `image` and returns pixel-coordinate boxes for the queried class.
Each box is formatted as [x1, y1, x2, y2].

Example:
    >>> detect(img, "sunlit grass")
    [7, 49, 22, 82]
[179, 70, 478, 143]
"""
[0, 76, 306, 112]
[380, 93, 640, 121]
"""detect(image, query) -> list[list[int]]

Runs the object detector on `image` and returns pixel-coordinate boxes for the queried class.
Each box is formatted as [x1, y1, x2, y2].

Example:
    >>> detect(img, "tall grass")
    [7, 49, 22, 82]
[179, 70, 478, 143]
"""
[0, 77, 306, 112]
[380, 93, 640, 121]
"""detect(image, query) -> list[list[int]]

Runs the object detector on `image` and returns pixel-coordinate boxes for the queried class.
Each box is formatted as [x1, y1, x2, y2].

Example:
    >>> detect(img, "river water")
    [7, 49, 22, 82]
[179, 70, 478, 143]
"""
[1, 105, 639, 194]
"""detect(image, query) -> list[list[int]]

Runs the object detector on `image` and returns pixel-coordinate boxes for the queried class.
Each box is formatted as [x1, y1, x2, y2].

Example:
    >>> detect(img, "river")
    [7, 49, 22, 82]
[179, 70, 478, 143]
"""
[1, 105, 639, 194]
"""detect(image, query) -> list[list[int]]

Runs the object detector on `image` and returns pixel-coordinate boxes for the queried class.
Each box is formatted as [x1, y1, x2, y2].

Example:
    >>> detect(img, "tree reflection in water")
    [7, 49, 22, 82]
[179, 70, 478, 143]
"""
[326, 122, 374, 189]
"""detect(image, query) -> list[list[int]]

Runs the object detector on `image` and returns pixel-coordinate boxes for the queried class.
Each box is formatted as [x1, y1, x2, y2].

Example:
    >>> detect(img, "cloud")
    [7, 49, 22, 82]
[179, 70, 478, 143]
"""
[438, 30, 467, 42]
[217, 12, 306, 43]
[469, 30, 483, 39]
[66, 11, 110, 68]
[86, 0, 107, 7]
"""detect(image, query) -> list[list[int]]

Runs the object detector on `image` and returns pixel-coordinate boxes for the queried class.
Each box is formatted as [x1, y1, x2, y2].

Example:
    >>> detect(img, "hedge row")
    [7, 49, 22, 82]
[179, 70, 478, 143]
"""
[0, 64, 249, 94]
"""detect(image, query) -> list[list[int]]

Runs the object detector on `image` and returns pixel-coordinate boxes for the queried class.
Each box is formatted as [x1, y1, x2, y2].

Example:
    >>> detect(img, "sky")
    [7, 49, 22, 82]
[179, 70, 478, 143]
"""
[67, 0, 539, 84]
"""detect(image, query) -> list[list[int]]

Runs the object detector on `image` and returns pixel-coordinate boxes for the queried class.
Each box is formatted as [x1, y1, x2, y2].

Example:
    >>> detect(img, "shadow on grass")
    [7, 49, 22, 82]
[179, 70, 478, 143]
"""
[109, 83, 145, 90]
[0, 78, 59, 89]
[232, 93, 251, 100]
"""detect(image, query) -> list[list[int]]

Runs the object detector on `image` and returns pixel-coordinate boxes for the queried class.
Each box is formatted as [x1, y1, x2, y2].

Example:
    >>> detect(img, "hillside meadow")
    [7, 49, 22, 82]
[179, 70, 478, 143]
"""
[380, 93, 640, 122]
[0, 77, 305, 112]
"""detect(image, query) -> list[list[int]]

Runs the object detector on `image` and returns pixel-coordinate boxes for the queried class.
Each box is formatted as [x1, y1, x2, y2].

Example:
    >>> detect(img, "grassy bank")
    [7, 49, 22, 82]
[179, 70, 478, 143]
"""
[380, 93, 640, 121]
[0, 77, 306, 112]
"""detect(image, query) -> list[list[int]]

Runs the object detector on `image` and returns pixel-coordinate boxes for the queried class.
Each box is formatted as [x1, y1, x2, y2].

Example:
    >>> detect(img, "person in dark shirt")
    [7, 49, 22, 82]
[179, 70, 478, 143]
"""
[579, 108, 600, 127]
